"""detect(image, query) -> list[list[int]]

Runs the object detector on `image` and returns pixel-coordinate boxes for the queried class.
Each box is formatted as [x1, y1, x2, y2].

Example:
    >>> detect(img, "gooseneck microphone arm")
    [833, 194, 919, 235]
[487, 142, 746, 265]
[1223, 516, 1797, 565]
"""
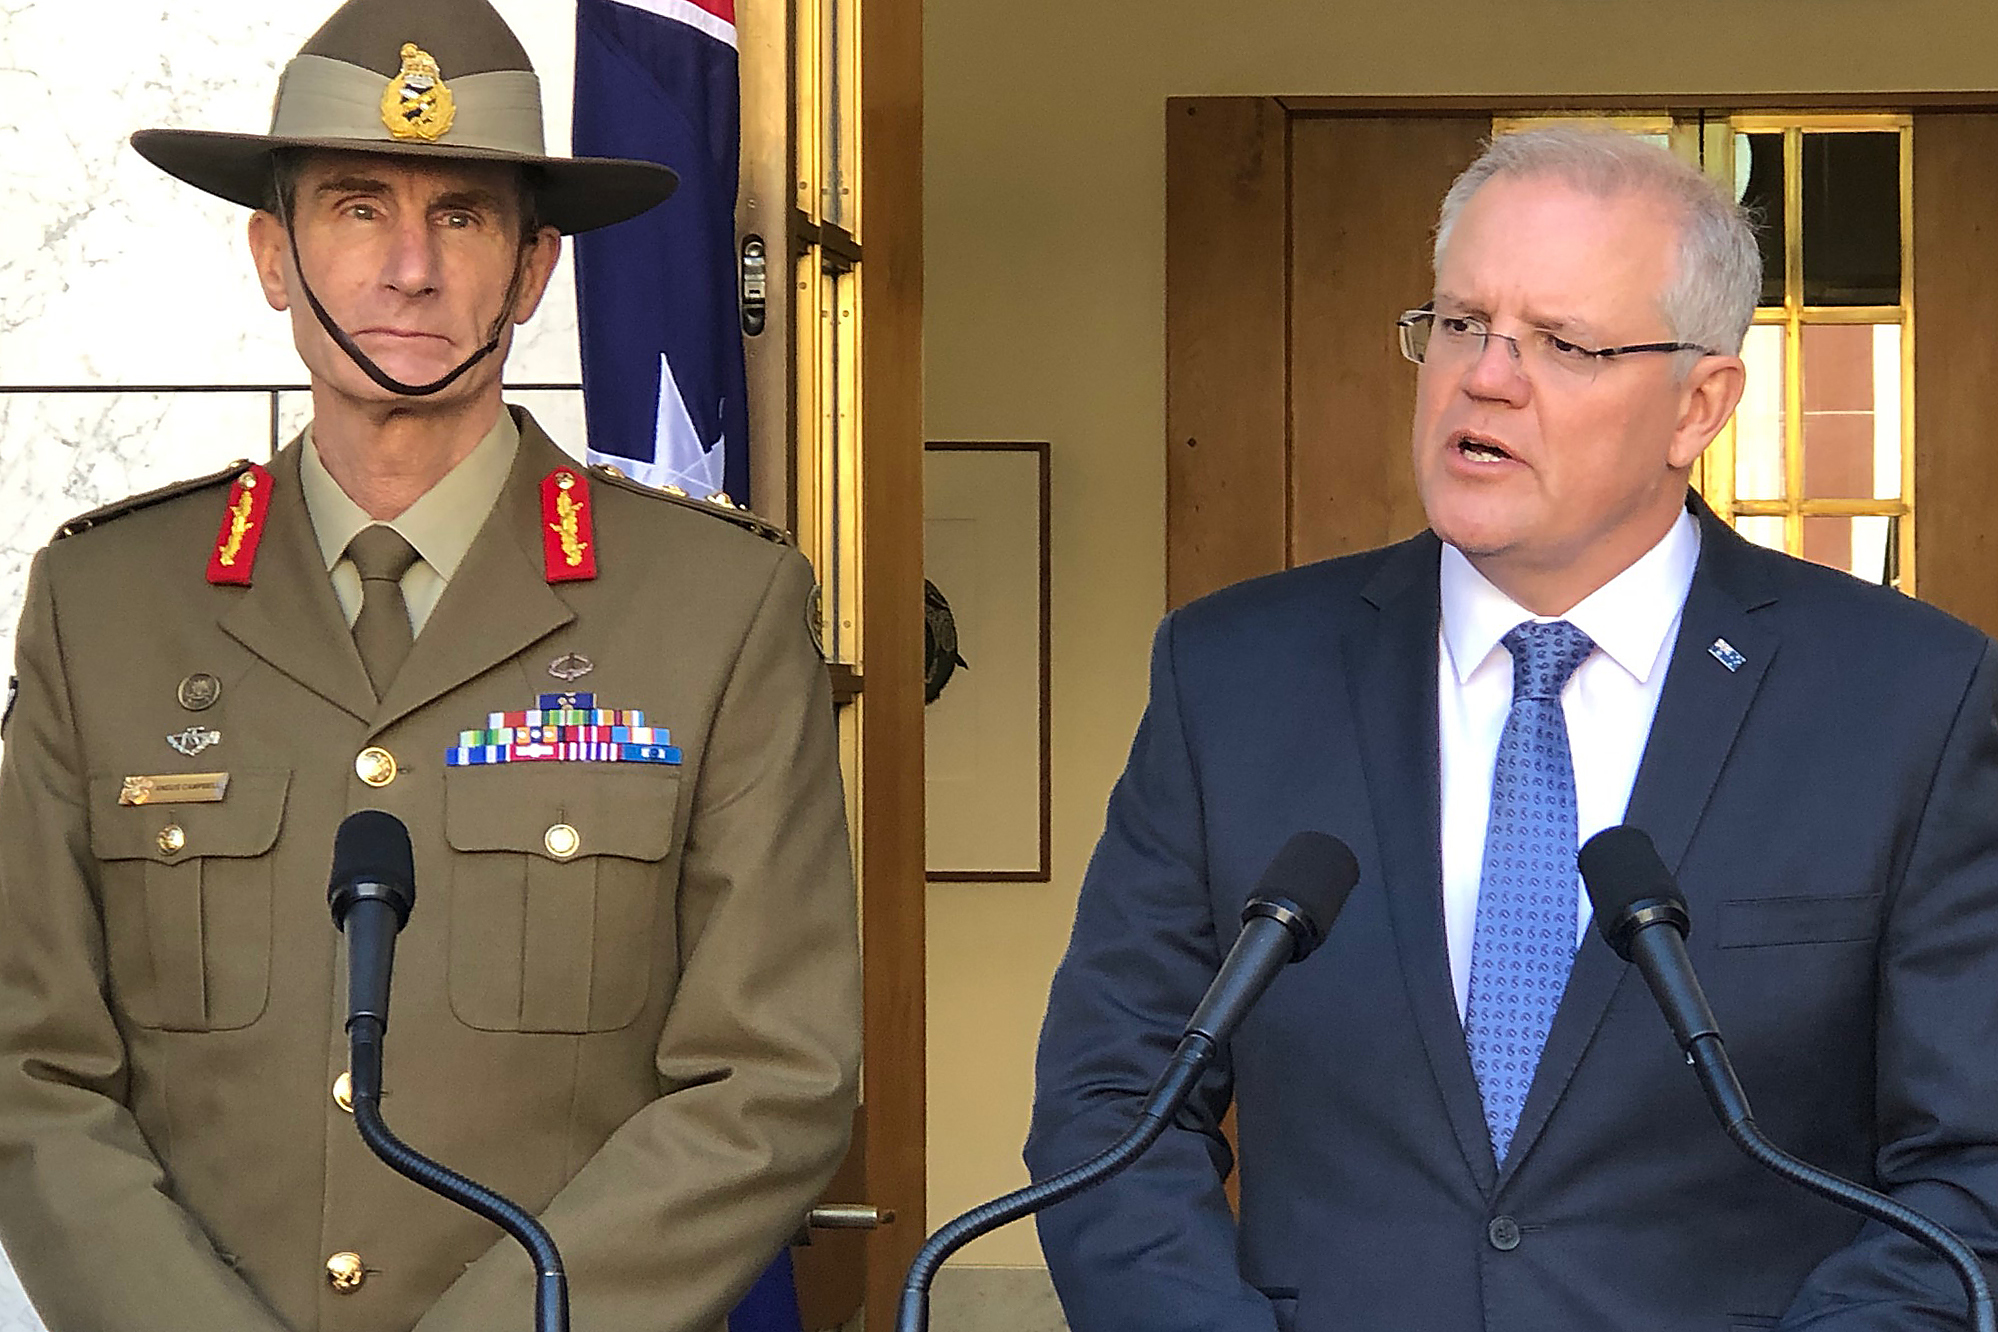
[328, 811, 570, 1332]
[346, 1091, 569, 1332]
[1581, 826, 1995, 1332]
[893, 1027, 1214, 1332]
[895, 832, 1363, 1332]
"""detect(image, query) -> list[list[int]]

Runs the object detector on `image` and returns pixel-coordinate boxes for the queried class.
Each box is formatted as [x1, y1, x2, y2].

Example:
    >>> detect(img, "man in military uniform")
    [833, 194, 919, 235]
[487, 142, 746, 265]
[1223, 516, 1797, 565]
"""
[0, 2, 861, 1330]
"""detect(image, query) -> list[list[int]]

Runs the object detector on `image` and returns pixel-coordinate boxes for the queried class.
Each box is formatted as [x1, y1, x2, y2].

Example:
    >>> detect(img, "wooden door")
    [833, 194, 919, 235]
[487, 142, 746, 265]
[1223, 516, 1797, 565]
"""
[740, 0, 926, 1326]
[1166, 101, 1484, 610]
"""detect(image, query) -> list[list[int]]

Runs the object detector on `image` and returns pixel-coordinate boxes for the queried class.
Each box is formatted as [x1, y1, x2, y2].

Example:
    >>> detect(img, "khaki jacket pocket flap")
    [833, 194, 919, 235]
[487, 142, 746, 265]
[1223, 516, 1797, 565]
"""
[88, 771, 291, 863]
[443, 765, 680, 862]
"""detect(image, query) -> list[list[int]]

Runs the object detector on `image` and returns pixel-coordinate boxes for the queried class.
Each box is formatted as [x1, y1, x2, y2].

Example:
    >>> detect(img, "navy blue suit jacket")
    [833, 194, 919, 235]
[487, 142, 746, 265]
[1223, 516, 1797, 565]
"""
[1028, 502, 1998, 1331]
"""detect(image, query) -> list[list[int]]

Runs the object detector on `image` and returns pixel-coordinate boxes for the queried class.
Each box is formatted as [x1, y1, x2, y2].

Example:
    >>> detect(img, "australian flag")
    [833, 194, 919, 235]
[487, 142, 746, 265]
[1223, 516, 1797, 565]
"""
[574, 0, 749, 504]
[575, 16, 799, 1330]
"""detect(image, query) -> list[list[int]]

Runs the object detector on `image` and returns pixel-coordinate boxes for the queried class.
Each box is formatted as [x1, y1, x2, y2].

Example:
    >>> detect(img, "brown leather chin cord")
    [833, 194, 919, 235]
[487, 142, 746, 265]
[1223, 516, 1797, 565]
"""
[273, 162, 532, 398]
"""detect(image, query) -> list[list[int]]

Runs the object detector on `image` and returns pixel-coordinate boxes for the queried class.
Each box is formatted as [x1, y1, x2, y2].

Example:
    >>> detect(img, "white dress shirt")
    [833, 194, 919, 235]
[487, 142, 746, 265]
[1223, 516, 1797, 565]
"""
[1438, 509, 1701, 1018]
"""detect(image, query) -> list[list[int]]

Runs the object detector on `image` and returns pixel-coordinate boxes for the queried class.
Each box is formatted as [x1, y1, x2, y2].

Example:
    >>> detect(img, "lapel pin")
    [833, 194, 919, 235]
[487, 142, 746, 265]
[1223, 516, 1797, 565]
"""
[549, 653, 595, 683]
[1708, 638, 1746, 672]
[167, 727, 222, 757]
[177, 672, 223, 711]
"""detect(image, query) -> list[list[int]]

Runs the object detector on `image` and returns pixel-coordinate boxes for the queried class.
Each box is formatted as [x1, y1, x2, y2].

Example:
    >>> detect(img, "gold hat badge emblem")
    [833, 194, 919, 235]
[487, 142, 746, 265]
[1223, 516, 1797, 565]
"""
[380, 43, 456, 142]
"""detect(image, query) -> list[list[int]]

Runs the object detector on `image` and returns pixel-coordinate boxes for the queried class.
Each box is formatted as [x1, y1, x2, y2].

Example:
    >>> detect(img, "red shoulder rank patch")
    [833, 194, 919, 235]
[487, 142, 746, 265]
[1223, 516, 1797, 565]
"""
[206, 464, 273, 586]
[541, 467, 598, 583]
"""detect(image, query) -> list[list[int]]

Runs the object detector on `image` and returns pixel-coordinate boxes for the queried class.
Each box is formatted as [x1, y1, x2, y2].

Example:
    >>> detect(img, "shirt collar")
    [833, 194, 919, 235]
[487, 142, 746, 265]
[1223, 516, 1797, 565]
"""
[301, 408, 520, 578]
[1439, 506, 1701, 687]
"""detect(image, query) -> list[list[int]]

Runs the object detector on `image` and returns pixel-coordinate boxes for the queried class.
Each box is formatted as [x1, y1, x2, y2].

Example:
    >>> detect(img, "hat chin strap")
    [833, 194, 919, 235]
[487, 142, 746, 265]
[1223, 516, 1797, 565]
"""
[275, 179, 530, 399]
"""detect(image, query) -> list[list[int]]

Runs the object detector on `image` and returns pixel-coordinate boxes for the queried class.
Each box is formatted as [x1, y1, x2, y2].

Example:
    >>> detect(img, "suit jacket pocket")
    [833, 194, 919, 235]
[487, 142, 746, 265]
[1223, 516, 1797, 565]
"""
[1716, 893, 1881, 949]
[444, 764, 680, 1033]
[1256, 1286, 1299, 1332]
[88, 770, 289, 1031]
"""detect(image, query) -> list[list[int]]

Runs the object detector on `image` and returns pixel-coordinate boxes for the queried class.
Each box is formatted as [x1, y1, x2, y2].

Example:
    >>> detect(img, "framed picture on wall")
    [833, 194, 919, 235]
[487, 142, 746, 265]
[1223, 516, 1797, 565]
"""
[923, 441, 1051, 881]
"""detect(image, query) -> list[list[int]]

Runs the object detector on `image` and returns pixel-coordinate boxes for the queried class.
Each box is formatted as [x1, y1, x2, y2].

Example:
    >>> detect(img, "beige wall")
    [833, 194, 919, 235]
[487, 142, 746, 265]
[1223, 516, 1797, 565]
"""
[921, 0, 1998, 1269]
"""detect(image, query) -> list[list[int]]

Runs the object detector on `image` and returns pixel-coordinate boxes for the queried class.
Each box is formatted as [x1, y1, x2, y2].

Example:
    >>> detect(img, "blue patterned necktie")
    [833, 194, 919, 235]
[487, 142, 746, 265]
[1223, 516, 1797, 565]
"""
[1465, 619, 1596, 1164]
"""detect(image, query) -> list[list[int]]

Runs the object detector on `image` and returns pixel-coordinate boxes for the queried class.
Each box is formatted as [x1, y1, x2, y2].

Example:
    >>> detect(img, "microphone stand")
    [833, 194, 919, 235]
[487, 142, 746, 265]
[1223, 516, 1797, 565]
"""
[895, 1032, 1213, 1332]
[345, 1016, 571, 1332]
[345, 1010, 571, 1332]
[1685, 1032, 1994, 1332]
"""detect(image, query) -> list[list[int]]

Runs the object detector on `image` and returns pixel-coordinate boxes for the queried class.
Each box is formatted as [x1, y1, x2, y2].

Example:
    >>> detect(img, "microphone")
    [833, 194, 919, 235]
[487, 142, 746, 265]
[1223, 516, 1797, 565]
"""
[328, 810, 416, 1101]
[1580, 826, 1994, 1332]
[327, 812, 571, 1332]
[895, 831, 1362, 1332]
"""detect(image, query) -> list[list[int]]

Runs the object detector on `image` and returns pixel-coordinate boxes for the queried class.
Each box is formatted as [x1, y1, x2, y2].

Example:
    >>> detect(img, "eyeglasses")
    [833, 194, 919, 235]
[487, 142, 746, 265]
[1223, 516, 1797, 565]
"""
[1396, 307, 1714, 383]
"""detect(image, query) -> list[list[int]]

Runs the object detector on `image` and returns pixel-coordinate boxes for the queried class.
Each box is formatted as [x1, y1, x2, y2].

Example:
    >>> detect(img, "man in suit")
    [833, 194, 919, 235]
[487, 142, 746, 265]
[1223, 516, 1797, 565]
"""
[1027, 126, 1998, 1329]
[0, 2, 860, 1330]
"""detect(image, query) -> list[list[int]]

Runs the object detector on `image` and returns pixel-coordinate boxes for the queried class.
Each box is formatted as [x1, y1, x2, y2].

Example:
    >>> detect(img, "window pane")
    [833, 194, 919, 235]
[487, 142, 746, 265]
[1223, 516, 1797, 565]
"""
[1734, 514, 1787, 553]
[1734, 132, 1785, 308]
[822, 0, 849, 227]
[1801, 323, 1901, 500]
[1734, 324, 1787, 500]
[1801, 133, 1901, 306]
[1802, 514, 1895, 584]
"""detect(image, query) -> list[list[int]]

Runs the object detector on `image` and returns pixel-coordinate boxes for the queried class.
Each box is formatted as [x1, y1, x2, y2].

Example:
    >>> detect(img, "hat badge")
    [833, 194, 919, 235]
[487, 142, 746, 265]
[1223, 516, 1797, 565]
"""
[380, 43, 456, 142]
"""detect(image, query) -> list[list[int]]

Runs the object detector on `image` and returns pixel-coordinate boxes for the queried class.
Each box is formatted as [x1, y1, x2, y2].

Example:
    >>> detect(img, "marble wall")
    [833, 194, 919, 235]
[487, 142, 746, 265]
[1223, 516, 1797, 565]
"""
[0, 1, 588, 1323]
[0, 0, 589, 693]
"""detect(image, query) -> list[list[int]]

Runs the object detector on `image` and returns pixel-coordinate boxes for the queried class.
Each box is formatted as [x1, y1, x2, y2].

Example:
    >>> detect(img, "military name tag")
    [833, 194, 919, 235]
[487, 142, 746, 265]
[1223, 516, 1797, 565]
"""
[120, 772, 230, 806]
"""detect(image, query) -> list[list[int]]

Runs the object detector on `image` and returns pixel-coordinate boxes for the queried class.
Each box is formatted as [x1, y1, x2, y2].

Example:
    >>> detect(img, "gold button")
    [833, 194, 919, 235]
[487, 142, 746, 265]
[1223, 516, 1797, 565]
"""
[325, 1251, 365, 1293]
[332, 1071, 353, 1113]
[157, 824, 185, 856]
[355, 747, 398, 788]
[543, 823, 580, 859]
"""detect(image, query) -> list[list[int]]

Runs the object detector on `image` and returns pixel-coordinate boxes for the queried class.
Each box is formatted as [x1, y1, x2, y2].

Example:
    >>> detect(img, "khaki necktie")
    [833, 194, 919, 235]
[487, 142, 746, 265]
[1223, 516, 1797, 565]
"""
[346, 525, 421, 698]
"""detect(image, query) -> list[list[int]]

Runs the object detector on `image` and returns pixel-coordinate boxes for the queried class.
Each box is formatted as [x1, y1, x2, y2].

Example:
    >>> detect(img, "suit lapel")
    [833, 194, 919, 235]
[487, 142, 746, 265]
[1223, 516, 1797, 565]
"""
[217, 442, 378, 723]
[1497, 499, 1778, 1188]
[1347, 534, 1502, 1196]
[370, 418, 576, 735]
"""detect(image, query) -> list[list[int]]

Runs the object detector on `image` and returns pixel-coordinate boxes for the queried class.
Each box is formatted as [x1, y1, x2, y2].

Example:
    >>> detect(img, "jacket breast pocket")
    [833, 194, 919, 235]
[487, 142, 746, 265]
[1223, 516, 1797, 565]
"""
[88, 771, 289, 1031]
[444, 765, 681, 1033]
[1716, 893, 1882, 949]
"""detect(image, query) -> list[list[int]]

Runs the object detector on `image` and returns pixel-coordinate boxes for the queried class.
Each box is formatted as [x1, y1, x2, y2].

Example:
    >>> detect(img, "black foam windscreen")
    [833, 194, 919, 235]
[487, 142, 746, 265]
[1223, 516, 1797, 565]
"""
[1579, 824, 1681, 925]
[1255, 831, 1362, 951]
[329, 809, 416, 926]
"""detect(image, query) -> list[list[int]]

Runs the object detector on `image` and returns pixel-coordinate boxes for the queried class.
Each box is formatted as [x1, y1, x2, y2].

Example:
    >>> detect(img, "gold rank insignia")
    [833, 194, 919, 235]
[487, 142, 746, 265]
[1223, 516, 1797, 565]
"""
[540, 468, 598, 582]
[380, 43, 456, 142]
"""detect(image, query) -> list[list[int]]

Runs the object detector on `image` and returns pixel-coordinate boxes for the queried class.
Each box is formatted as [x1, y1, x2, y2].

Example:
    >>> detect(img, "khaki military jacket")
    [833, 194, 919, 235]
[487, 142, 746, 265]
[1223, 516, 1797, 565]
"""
[0, 410, 861, 1332]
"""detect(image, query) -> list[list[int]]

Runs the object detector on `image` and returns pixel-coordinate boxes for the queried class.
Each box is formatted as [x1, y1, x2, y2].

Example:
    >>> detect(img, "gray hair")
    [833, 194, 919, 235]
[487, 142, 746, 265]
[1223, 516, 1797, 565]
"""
[1432, 126, 1761, 355]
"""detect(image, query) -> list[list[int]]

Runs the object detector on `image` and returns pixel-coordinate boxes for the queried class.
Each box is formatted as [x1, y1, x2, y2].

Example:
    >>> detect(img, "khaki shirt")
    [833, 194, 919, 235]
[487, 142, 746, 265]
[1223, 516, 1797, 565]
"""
[0, 408, 860, 1332]
[301, 409, 519, 634]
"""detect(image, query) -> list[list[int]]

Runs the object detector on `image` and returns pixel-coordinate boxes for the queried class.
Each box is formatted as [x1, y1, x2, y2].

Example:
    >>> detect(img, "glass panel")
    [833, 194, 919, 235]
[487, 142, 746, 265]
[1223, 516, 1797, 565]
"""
[1801, 132, 1901, 306]
[822, 0, 848, 227]
[823, 264, 843, 660]
[1734, 324, 1787, 500]
[1802, 515, 1896, 584]
[1733, 132, 1786, 308]
[1733, 514, 1787, 553]
[1801, 323, 1901, 499]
